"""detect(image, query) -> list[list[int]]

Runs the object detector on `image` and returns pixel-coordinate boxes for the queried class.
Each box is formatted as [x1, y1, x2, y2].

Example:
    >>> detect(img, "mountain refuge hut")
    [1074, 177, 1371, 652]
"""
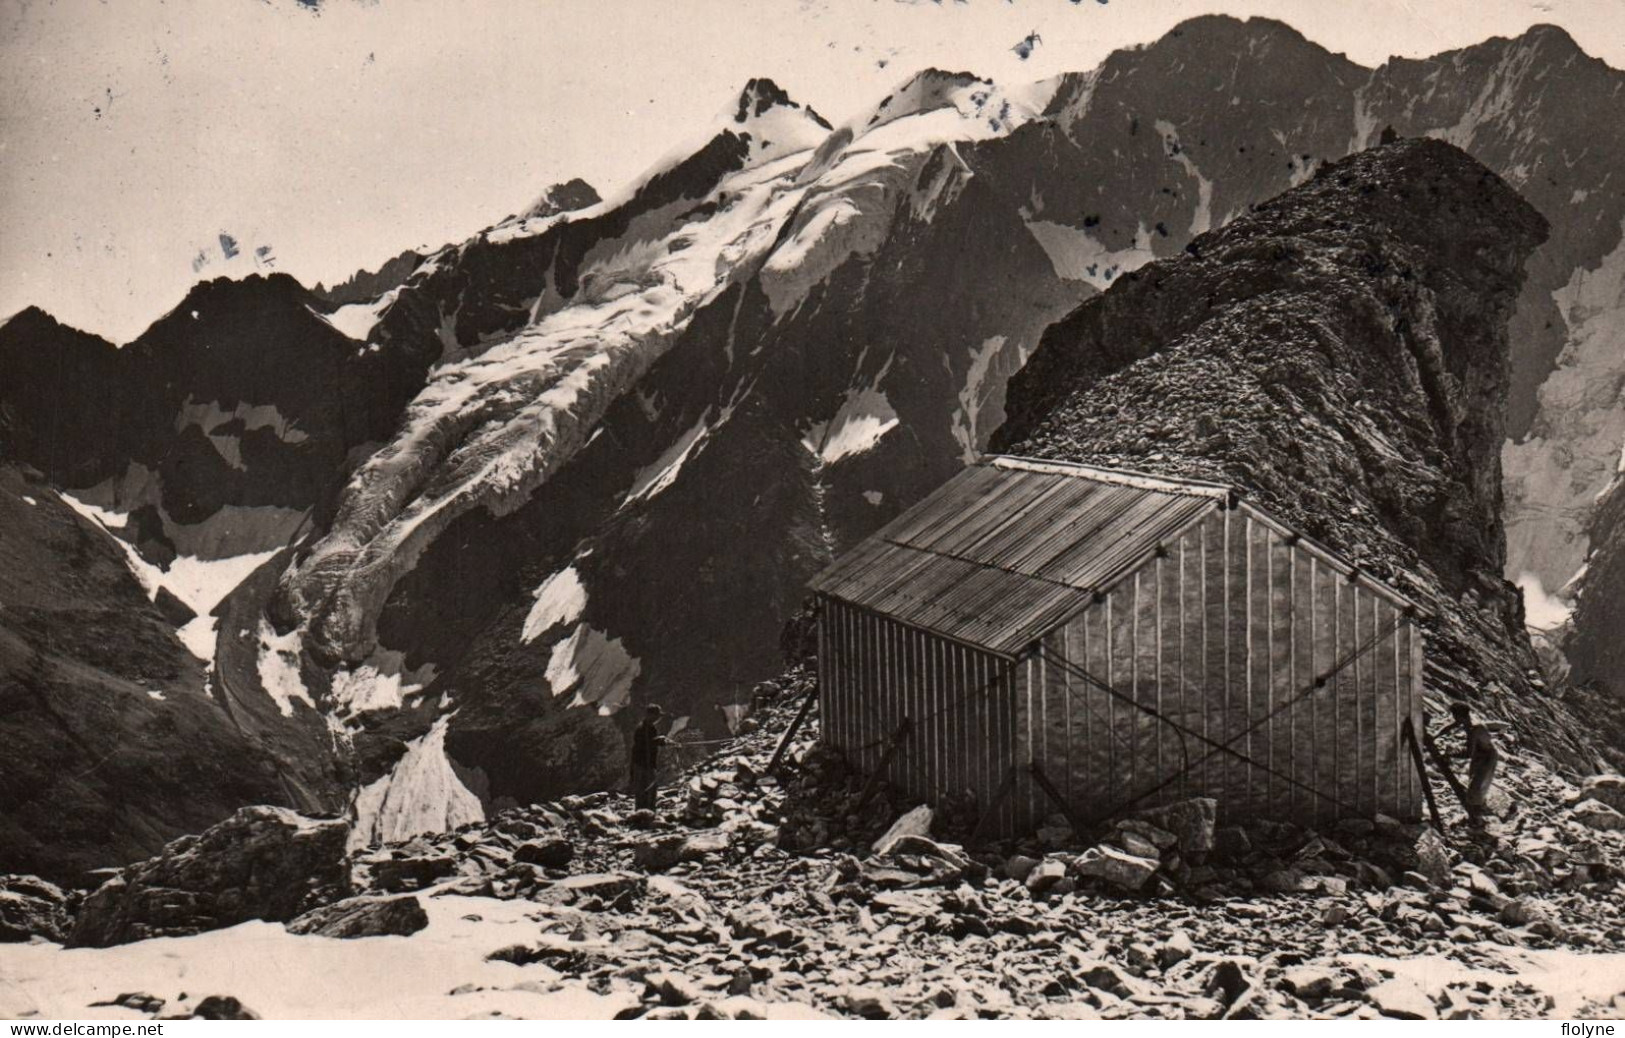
[809, 455, 1429, 837]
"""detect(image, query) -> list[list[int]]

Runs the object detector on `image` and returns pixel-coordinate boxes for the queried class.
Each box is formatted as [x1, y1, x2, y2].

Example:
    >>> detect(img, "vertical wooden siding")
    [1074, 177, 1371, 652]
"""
[818, 598, 1019, 826]
[1014, 509, 1423, 830]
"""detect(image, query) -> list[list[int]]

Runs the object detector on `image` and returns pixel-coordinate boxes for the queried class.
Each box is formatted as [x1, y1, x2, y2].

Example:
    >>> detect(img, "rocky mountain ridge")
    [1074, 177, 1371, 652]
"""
[996, 138, 1588, 760]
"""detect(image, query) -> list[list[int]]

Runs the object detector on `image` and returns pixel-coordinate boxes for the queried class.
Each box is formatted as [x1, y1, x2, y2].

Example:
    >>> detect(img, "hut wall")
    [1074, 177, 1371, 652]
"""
[818, 597, 1020, 825]
[1012, 508, 1423, 831]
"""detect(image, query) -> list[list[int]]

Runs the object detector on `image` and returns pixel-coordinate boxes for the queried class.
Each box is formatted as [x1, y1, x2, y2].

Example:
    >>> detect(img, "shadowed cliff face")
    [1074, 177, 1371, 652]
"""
[0, 466, 295, 883]
[1569, 479, 1625, 711]
[996, 140, 1595, 763]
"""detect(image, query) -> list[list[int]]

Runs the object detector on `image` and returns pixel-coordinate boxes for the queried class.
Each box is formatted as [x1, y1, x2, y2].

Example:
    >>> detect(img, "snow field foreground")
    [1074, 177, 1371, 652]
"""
[3, 901, 1621, 1021]
[0, 894, 822, 1020]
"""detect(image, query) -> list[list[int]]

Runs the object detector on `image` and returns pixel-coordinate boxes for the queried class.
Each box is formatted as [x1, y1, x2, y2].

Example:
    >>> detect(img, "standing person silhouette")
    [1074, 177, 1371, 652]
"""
[1430, 702, 1499, 825]
[630, 704, 668, 812]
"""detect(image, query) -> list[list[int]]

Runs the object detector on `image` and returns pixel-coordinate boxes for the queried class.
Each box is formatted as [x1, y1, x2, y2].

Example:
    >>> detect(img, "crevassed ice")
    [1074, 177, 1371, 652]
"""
[330, 654, 433, 716]
[348, 715, 484, 851]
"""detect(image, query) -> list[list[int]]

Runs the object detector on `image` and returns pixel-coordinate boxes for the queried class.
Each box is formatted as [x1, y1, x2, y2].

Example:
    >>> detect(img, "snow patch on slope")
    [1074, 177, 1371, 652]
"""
[176, 617, 219, 663]
[626, 419, 710, 503]
[1023, 218, 1156, 289]
[0, 896, 642, 1020]
[951, 335, 1010, 463]
[174, 396, 308, 444]
[58, 494, 128, 529]
[174, 396, 309, 471]
[349, 717, 484, 850]
[521, 566, 587, 643]
[545, 624, 641, 715]
[257, 619, 316, 718]
[624, 388, 749, 504]
[1155, 120, 1215, 236]
[321, 290, 399, 342]
[1349, 83, 1381, 154]
[59, 491, 277, 664]
[803, 384, 900, 465]
[331, 649, 437, 717]
[72, 463, 307, 560]
[164, 551, 281, 614]
[1517, 571, 1574, 631]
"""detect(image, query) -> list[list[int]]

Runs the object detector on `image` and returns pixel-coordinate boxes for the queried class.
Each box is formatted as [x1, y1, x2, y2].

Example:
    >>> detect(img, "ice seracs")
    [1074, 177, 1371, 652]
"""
[350, 716, 484, 850]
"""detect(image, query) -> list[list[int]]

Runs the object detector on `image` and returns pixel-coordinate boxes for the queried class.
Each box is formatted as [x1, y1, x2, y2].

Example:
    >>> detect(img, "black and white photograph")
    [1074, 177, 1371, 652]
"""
[2, 0, 1624, 1022]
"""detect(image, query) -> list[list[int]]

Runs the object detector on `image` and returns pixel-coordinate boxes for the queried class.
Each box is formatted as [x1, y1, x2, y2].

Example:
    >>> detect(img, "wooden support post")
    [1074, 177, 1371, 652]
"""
[1401, 717, 1444, 836]
[854, 717, 913, 813]
[1027, 762, 1086, 839]
[766, 683, 820, 776]
[970, 765, 1017, 846]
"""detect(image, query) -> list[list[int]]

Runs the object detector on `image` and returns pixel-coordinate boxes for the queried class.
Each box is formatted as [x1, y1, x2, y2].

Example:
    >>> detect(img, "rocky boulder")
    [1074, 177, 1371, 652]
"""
[872, 806, 933, 855]
[1413, 829, 1453, 886]
[1579, 774, 1625, 815]
[1572, 798, 1625, 832]
[1073, 845, 1159, 891]
[367, 853, 458, 893]
[1135, 799, 1217, 856]
[190, 996, 261, 1020]
[286, 894, 429, 938]
[0, 874, 70, 943]
[513, 838, 575, 869]
[630, 830, 732, 872]
[69, 806, 350, 947]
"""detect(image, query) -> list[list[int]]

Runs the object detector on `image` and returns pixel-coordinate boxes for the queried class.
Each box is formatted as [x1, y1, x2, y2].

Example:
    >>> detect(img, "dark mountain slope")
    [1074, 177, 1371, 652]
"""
[0, 466, 292, 882]
[0, 274, 430, 543]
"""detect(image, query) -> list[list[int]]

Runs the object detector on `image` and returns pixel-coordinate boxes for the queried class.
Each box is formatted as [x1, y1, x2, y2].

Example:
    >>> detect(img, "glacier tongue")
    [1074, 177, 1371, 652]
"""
[282, 153, 812, 664]
[278, 67, 1058, 668]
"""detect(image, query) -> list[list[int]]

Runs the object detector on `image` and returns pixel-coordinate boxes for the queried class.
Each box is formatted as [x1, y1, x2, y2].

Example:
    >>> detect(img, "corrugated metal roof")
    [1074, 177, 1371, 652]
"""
[810, 456, 1226, 656]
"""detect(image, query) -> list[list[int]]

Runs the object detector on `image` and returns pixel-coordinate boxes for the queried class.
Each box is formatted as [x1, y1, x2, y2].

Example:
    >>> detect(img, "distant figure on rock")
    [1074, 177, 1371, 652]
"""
[1434, 702, 1500, 825]
[631, 704, 668, 812]
[1379, 125, 1399, 145]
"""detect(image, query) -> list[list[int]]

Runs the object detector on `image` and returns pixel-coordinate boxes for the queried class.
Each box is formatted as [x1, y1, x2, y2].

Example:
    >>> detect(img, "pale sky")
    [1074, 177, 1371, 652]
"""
[3, 0, 1622, 343]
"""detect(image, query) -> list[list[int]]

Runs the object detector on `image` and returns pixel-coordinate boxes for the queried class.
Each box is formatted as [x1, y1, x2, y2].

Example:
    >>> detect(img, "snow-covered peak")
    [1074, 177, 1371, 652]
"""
[797, 68, 1056, 187]
[853, 69, 987, 135]
[521, 178, 601, 221]
[717, 77, 835, 168]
